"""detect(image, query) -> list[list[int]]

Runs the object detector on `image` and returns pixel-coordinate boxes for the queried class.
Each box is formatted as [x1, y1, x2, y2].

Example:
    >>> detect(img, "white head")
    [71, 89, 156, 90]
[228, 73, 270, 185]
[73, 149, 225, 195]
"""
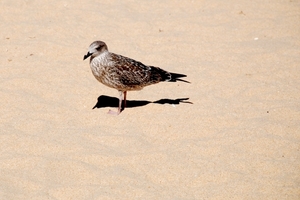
[83, 41, 108, 60]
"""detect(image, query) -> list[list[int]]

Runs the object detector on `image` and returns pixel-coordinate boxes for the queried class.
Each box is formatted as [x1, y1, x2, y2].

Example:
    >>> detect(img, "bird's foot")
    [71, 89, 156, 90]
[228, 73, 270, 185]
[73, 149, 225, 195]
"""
[108, 109, 121, 115]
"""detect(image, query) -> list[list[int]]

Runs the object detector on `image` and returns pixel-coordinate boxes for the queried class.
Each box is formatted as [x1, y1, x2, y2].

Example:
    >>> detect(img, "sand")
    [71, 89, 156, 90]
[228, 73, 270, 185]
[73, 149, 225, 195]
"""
[1, 0, 300, 199]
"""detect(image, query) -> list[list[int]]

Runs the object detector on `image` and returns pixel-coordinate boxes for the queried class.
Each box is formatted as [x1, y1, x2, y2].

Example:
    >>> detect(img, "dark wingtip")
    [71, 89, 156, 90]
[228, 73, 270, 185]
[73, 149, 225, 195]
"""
[169, 72, 190, 83]
[176, 79, 191, 83]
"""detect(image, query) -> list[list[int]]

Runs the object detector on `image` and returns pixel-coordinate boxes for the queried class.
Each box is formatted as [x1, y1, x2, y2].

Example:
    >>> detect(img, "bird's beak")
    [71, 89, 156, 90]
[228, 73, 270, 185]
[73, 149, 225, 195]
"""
[83, 52, 92, 60]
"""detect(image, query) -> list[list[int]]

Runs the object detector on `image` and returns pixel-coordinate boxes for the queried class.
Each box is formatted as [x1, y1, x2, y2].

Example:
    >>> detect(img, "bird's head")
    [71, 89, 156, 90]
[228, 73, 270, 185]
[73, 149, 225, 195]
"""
[83, 41, 108, 60]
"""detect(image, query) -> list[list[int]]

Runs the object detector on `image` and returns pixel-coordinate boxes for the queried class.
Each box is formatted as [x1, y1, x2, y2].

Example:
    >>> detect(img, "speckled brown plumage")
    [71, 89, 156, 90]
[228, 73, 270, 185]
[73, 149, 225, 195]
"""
[83, 41, 189, 115]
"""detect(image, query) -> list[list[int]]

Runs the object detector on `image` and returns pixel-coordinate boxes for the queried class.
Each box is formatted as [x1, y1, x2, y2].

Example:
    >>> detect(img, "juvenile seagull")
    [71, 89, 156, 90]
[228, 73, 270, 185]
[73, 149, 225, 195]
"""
[83, 41, 189, 115]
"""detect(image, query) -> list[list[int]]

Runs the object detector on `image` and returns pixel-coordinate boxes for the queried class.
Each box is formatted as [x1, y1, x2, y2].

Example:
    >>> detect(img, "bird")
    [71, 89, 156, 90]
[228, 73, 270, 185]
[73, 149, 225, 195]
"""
[83, 41, 189, 115]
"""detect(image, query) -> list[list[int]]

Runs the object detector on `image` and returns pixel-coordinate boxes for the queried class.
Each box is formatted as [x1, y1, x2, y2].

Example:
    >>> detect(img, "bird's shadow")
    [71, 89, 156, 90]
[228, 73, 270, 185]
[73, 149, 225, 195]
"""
[92, 95, 193, 110]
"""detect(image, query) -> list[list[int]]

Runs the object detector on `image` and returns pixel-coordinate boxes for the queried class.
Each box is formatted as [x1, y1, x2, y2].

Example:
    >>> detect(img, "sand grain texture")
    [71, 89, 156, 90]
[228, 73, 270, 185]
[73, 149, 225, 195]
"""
[1, 0, 300, 199]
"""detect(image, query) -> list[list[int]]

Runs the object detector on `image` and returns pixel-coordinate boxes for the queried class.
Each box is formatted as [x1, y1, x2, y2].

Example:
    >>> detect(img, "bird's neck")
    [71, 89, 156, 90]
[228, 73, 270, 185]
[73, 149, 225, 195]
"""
[91, 51, 111, 66]
[90, 51, 108, 62]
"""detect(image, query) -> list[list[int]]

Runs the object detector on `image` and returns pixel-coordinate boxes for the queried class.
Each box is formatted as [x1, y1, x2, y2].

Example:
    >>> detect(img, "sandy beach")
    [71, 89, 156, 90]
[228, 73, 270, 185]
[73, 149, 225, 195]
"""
[1, 0, 300, 199]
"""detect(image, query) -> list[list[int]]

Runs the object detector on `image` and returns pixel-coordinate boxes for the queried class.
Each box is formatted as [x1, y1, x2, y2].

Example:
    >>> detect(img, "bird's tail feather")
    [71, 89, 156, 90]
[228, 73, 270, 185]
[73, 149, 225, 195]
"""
[152, 66, 190, 83]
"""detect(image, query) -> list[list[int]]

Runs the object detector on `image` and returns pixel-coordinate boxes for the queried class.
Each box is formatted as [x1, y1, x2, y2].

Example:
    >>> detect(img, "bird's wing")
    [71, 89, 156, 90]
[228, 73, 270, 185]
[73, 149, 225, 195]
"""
[110, 53, 162, 86]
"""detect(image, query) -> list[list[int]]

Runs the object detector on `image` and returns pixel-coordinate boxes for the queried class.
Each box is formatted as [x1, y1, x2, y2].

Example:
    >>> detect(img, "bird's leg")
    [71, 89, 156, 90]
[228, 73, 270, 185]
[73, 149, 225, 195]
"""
[108, 90, 124, 115]
[118, 90, 124, 113]
[122, 91, 127, 110]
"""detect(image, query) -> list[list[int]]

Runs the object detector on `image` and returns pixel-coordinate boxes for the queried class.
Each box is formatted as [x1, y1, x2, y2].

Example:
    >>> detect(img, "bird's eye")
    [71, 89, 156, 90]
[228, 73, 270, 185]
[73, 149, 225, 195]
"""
[96, 45, 103, 51]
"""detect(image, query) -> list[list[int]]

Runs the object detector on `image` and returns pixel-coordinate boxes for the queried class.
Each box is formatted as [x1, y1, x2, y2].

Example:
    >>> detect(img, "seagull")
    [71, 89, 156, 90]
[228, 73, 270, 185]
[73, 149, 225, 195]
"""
[83, 41, 189, 115]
